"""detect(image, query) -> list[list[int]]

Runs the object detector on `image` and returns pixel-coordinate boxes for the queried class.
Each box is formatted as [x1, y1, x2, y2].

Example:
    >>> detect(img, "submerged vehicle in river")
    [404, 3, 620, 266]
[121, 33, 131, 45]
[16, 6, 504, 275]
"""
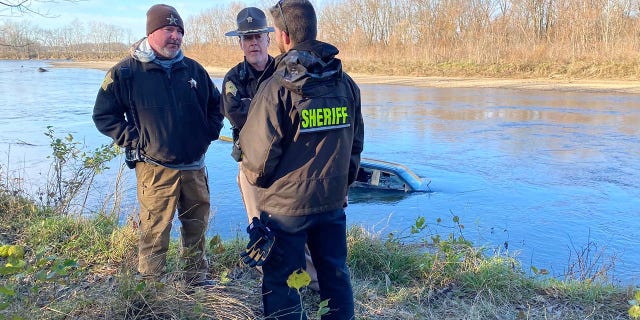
[352, 158, 430, 192]
[218, 135, 429, 192]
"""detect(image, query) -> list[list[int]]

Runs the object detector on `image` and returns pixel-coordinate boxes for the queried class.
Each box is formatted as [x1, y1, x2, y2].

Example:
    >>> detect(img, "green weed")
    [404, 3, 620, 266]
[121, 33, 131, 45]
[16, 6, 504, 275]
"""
[43, 126, 118, 214]
[630, 289, 640, 319]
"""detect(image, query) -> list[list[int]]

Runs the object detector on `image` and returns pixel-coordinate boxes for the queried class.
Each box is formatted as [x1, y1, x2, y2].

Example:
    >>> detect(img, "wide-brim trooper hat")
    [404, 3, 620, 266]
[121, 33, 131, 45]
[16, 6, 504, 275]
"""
[225, 7, 275, 36]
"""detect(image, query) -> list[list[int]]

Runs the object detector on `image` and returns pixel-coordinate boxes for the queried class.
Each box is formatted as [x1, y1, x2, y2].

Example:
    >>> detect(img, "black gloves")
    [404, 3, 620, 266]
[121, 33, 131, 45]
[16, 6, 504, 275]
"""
[231, 141, 243, 162]
[231, 128, 242, 162]
[124, 146, 142, 169]
[240, 217, 275, 267]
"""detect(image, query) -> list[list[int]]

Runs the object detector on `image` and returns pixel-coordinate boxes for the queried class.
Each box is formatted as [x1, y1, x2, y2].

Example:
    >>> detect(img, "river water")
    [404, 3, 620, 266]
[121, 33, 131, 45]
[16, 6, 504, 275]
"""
[1, 59, 638, 284]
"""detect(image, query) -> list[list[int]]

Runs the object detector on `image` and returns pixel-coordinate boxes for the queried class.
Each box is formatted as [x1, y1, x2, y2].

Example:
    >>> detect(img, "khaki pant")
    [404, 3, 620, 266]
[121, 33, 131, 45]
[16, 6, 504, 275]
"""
[136, 162, 211, 283]
[238, 163, 318, 289]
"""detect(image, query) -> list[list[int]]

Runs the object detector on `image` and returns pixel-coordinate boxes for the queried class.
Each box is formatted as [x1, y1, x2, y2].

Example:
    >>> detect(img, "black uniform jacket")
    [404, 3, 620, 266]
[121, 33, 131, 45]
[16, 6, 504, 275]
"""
[239, 40, 365, 216]
[222, 56, 276, 131]
[93, 56, 224, 165]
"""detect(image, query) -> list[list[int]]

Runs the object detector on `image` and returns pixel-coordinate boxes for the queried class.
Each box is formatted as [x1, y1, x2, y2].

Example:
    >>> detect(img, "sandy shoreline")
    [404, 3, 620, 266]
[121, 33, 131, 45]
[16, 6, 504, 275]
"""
[50, 60, 640, 94]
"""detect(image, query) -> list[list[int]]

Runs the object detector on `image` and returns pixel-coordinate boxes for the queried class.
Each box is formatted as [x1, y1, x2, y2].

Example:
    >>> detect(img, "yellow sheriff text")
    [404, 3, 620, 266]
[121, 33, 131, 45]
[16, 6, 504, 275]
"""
[301, 106, 348, 130]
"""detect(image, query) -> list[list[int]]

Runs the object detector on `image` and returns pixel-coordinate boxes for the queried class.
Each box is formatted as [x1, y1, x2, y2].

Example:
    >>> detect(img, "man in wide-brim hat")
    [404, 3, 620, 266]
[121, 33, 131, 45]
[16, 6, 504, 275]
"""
[221, 6, 320, 291]
[224, 7, 275, 37]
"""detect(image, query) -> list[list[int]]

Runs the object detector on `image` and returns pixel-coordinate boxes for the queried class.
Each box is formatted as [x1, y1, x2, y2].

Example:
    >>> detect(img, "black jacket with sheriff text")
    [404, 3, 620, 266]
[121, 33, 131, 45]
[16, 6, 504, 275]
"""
[93, 54, 224, 165]
[239, 40, 365, 216]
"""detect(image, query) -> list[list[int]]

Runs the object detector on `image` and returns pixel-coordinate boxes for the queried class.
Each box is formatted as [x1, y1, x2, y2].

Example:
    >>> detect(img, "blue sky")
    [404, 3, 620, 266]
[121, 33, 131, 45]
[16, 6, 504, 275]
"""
[11, 0, 272, 37]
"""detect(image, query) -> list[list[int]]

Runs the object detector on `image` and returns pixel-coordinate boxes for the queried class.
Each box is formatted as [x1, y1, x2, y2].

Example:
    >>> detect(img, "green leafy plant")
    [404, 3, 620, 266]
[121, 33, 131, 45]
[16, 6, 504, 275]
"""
[286, 268, 330, 319]
[0, 243, 80, 315]
[287, 268, 311, 319]
[530, 265, 549, 276]
[410, 216, 426, 234]
[43, 126, 118, 214]
[0, 284, 15, 312]
[630, 289, 640, 320]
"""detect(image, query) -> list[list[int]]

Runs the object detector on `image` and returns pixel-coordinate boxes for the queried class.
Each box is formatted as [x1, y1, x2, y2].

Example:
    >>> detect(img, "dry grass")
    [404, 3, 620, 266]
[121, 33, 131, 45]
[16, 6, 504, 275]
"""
[0, 216, 632, 319]
[2, 201, 625, 319]
[5, 262, 625, 320]
[182, 43, 640, 81]
[9, 40, 640, 81]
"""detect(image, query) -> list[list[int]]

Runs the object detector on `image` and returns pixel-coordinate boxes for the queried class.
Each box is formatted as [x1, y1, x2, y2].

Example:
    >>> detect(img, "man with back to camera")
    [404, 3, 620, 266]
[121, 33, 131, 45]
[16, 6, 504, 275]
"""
[239, 0, 364, 318]
[222, 6, 319, 291]
[92, 4, 224, 287]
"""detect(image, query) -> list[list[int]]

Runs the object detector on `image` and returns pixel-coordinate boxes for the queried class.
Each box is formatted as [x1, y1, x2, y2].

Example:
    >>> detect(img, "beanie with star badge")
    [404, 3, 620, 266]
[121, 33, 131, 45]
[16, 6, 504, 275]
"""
[146, 4, 184, 35]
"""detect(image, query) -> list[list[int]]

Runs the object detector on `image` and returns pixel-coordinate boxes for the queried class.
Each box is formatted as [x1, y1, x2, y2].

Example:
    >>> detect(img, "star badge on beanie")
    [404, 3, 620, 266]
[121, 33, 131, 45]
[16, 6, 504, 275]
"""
[146, 4, 185, 35]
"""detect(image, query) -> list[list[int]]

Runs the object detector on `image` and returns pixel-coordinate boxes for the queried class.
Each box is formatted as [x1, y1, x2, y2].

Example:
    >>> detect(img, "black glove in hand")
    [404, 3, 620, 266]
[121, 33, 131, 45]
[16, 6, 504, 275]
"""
[124, 146, 141, 169]
[240, 217, 275, 267]
[231, 141, 243, 162]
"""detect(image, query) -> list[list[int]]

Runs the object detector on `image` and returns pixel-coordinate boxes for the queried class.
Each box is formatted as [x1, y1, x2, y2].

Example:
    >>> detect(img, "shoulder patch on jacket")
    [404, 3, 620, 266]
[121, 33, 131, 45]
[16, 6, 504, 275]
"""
[101, 71, 114, 91]
[225, 81, 237, 96]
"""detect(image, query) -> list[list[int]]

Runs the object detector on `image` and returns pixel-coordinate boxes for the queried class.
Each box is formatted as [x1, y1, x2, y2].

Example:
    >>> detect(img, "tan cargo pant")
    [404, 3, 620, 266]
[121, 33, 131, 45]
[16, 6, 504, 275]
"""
[136, 162, 211, 283]
[238, 163, 318, 290]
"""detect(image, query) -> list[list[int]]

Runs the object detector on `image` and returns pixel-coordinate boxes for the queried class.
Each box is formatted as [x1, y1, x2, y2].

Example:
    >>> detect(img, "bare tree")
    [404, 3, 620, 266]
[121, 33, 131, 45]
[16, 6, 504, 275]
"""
[186, 3, 241, 47]
[0, 19, 36, 58]
[1, 0, 83, 50]
[0, 0, 82, 18]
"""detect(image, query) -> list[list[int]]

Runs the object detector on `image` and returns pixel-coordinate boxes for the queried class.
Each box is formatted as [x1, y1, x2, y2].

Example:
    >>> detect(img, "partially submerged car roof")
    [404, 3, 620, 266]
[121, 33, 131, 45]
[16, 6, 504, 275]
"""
[352, 158, 430, 192]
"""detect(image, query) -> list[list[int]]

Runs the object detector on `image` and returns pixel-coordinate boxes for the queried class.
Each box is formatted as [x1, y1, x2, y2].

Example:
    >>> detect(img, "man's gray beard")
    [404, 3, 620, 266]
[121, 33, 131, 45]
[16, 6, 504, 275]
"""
[160, 47, 179, 59]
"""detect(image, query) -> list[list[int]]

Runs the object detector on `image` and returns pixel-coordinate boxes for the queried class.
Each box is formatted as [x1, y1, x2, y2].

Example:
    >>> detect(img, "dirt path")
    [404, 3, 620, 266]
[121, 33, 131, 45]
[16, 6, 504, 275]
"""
[51, 60, 640, 94]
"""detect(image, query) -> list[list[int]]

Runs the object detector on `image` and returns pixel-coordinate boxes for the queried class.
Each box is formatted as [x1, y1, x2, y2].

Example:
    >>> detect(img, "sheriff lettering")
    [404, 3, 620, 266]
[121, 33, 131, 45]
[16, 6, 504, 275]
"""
[300, 106, 351, 133]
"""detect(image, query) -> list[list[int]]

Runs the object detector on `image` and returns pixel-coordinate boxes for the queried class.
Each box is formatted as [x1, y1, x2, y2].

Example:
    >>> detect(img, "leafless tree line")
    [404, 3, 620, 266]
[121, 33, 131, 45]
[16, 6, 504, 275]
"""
[189, 0, 640, 77]
[0, 19, 129, 59]
[314, 0, 640, 63]
[2, 0, 639, 77]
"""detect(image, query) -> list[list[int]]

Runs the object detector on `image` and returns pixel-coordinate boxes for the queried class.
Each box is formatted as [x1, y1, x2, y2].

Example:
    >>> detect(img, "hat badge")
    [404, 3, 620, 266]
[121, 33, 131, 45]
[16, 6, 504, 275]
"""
[247, 16, 253, 23]
[167, 14, 178, 25]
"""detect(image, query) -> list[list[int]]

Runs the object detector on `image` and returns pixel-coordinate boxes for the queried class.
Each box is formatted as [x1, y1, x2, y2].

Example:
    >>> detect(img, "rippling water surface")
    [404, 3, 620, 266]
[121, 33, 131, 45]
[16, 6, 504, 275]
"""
[1, 60, 638, 284]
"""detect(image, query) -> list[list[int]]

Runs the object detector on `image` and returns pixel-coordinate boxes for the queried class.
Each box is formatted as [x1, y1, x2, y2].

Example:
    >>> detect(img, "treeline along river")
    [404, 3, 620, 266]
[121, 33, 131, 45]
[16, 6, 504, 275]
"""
[0, 60, 638, 284]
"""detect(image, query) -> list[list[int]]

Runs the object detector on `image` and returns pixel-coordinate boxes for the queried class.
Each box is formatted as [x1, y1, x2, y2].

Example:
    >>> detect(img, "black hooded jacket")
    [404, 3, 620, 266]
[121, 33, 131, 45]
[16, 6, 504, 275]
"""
[93, 53, 224, 165]
[239, 40, 365, 216]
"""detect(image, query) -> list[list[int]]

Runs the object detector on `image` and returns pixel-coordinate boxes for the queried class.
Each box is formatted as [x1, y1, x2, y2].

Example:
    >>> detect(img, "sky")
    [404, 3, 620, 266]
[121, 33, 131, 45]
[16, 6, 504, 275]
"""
[6, 0, 274, 38]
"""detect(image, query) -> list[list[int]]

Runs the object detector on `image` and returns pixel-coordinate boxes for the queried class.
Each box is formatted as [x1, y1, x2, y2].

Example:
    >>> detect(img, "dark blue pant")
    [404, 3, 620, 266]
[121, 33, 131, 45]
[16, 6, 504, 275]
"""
[261, 209, 354, 320]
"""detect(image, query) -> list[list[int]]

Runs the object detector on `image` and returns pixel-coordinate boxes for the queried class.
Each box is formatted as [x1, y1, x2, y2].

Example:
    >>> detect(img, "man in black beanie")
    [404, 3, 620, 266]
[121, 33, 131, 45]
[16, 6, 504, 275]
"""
[144, 4, 185, 59]
[93, 4, 223, 288]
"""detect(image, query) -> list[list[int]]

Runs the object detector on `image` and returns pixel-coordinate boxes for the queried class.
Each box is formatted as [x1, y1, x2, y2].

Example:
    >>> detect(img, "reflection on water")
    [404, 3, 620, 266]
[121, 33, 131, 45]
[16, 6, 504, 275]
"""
[348, 188, 412, 205]
[1, 60, 638, 285]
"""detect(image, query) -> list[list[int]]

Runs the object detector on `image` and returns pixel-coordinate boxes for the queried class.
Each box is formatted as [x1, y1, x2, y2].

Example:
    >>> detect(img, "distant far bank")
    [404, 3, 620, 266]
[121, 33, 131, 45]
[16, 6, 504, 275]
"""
[50, 60, 640, 94]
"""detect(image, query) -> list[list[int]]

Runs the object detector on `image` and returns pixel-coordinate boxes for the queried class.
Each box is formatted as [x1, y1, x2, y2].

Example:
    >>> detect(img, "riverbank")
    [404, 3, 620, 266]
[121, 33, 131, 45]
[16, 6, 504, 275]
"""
[50, 60, 640, 94]
[0, 192, 634, 319]
[1, 129, 637, 319]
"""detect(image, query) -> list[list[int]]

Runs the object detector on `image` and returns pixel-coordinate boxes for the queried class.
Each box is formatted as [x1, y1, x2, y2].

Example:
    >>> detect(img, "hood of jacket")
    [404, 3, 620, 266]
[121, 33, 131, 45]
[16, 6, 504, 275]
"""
[129, 38, 156, 63]
[129, 37, 184, 67]
[274, 40, 343, 97]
